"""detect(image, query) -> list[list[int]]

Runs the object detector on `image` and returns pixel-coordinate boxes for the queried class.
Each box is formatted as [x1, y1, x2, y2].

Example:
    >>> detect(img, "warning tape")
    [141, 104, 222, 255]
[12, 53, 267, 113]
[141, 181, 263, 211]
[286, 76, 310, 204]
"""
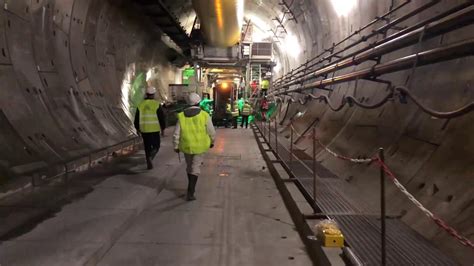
[375, 158, 474, 250]
[290, 124, 375, 163]
[287, 123, 474, 249]
[317, 139, 375, 163]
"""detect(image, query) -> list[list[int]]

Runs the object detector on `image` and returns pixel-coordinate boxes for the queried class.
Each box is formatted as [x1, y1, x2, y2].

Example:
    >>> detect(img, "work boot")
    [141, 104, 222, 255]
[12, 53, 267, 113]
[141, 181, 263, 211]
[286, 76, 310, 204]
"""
[146, 157, 153, 170]
[186, 174, 198, 201]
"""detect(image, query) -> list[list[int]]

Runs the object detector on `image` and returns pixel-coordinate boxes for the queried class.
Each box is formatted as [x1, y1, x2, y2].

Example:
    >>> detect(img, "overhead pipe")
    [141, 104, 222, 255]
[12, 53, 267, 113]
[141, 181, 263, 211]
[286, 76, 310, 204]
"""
[275, 2, 472, 89]
[274, 5, 474, 90]
[275, 0, 443, 87]
[273, 0, 412, 85]
[192, 0, 244, 47]
[270, 38, 474, 95]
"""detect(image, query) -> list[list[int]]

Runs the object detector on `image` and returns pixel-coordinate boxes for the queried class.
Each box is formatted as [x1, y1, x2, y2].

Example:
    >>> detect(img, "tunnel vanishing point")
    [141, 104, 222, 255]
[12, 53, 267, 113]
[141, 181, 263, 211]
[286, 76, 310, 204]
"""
[0, 0, 473, 265]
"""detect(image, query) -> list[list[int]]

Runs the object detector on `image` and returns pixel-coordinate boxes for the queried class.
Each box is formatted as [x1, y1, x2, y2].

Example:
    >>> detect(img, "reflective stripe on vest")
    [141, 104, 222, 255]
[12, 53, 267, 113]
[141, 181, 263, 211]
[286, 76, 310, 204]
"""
[232, 103, 239, 117]
[138, 99, 161, 133]
[242, 104, 252, 116]
[178, 111, 211, 155]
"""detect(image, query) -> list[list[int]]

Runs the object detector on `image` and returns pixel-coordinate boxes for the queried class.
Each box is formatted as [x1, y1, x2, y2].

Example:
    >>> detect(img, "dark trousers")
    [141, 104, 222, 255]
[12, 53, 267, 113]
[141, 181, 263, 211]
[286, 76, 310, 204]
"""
[232, 116, 238, 128]
[142, 132, 161, 160]
[225, 114, 233, 128]
[241, 115, 249, 128]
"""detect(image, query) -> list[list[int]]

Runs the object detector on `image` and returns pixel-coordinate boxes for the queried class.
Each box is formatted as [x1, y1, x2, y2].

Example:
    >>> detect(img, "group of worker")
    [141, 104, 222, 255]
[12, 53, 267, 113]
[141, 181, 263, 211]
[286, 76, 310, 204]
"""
[134, 87, 215, 201]
[226, 98, 254, 129]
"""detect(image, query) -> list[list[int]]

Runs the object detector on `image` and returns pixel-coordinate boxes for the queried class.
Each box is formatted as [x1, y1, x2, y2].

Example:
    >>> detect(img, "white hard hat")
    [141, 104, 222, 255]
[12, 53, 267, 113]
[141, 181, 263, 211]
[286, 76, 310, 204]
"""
[146, 87, 156, 94]
[187, 93, 201, 105]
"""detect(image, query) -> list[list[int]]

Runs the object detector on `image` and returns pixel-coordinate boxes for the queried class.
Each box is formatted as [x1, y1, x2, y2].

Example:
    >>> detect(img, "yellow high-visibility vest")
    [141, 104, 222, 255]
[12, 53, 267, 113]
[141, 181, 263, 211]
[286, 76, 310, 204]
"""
[232, 103, 239, 117]
[261, 80, 270, 90]
[242, 104, 252, 116]
[138, 99, 161, 133]
[178, 111, 211, 154]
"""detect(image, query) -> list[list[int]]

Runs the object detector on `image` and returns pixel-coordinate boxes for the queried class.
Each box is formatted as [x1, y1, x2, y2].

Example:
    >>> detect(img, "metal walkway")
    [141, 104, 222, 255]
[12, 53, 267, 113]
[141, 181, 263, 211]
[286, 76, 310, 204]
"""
[255, 124, 456, 265]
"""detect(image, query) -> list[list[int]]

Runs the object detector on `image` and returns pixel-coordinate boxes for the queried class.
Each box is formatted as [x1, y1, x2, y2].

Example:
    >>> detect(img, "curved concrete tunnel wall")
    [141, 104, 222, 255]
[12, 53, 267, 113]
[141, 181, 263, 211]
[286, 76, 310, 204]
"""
[0, 0, 472, 264]
[243, 0, 473, 263]
[0, 0, 178, 185]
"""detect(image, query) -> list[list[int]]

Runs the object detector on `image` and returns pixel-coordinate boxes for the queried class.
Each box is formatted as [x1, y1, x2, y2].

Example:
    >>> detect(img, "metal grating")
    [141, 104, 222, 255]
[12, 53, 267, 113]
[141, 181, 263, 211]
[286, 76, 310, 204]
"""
[261, 128, 457, 265]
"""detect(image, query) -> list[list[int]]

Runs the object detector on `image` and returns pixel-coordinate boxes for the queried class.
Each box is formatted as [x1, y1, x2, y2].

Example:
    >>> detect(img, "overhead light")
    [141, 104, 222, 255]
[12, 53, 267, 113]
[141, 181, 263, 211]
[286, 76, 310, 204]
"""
[331, 0, 357, 16]
[283, 33, 301, 58]
[221, 82, 229, 89]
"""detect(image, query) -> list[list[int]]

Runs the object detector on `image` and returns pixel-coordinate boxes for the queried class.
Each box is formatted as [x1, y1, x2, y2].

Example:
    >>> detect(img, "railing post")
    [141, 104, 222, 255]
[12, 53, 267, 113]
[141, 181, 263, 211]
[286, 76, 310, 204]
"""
[268, 119, 271, 147]
[290, 123, 294, 174]
[312, 127, 317, 211]
[379, 148, 387, 266]
[274, 119, 278, 155]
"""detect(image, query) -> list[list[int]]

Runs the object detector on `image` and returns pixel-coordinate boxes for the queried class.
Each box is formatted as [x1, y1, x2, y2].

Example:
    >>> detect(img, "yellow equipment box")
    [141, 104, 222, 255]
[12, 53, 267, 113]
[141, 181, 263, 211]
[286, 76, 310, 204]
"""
[320, 228, 345, 247]
[315, 220, 345, 248]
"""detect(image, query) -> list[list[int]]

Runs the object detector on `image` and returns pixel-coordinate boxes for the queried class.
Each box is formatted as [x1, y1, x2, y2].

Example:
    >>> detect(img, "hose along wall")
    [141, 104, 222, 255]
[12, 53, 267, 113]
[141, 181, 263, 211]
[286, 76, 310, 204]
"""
[0, 1, 178, 187]
[260, 0, 474, 263]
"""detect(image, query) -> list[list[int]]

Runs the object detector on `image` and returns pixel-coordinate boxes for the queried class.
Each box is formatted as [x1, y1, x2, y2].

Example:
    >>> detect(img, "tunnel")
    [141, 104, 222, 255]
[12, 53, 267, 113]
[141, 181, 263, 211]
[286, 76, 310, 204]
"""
[0, 0, 473, 265]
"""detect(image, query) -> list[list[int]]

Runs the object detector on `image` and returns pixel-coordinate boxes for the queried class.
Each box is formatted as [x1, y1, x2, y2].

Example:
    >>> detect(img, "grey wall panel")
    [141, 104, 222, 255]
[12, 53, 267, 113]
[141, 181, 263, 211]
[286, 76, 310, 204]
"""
[31, 2, 57, 73]
[69, 0, 90, 81]
[0, 6, 11, 65]
[0, 0, 178, 183]
[52, 0, 73, 34]
[4, 0, 30, 21]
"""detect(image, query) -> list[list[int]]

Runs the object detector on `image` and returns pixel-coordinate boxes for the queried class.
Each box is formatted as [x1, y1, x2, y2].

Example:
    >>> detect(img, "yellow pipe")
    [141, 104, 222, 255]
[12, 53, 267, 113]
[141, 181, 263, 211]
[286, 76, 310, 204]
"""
[192, 0, 244, 47]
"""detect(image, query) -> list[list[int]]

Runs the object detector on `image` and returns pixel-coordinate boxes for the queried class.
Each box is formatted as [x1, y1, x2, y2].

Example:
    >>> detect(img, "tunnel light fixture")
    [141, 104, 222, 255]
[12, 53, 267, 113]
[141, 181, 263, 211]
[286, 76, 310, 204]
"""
[331, 0, 357, 17]
[283, 33, 301, 59]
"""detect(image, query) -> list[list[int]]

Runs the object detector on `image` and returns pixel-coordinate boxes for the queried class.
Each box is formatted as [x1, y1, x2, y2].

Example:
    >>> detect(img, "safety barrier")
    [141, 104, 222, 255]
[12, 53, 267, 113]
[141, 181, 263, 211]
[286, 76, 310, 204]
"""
[290, 122, 474, 249]
[257, 119, 473, 265]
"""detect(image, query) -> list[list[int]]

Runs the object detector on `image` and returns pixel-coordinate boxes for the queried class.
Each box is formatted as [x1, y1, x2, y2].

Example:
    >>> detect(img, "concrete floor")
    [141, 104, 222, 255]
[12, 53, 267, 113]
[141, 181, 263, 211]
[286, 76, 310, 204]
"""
[0, 128, 312, 266]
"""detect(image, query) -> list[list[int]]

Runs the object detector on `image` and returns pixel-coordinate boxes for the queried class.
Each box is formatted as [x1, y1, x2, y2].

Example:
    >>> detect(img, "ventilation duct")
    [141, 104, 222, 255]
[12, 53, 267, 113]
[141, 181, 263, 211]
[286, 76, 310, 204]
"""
[192, 0, 244, 47]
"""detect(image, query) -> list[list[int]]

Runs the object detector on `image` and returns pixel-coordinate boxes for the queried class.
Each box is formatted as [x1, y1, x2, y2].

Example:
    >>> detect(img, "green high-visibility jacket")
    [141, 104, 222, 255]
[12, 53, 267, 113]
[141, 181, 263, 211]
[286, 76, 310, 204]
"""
[177, 111, 211, 155]
[138, 99, 161, 133]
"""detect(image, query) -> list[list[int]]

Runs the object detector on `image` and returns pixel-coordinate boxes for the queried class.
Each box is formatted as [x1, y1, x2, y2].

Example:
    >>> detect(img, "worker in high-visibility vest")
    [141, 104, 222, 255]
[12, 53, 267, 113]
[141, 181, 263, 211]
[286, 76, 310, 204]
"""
[226, 99, 239, 129]
[261, 79, 270, 96]
[240, 100, 253, 129]
[134, 87, 166, 170]
[173, 93, 216, 201]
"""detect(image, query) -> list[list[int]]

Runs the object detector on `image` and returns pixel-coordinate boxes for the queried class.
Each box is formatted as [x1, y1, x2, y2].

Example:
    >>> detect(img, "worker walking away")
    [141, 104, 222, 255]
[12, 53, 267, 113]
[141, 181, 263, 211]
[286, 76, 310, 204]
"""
[226, 99, 233, 128]
[226, 99, 239, 129]
[174, 93, 216, 201]
[241, 100, 253, 129]
[261, 79, 269, 96]
[232, 101, 239, 129]
[134, 87, 166, 170]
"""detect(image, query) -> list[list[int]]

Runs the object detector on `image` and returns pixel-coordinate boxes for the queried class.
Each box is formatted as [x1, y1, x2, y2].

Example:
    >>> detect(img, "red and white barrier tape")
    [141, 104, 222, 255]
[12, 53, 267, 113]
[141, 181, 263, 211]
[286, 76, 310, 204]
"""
[290, 124, 374, 163]
[317, 139, 375, 163]
[290, 124, 474, 249]
[288, 124, 473, 249]
[375, 158, 474, 249]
